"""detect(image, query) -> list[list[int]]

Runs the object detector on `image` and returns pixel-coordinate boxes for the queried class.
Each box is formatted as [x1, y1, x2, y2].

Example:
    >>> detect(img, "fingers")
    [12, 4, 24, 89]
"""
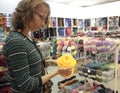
[58, 67, 73, 75]
[58, 67, 72, 71]
[45, 59, 57, 63]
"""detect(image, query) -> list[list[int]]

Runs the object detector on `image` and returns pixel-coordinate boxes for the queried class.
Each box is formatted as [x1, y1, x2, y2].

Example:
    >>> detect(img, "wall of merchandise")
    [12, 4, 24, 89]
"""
[0, 13, 12, 41]
[0, 12, 120, 40]
[47, 16, 120, 38]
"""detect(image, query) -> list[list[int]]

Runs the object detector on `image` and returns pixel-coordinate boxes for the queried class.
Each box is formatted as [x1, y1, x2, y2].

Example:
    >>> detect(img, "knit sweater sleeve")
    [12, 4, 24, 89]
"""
[3, 39, 42, 92]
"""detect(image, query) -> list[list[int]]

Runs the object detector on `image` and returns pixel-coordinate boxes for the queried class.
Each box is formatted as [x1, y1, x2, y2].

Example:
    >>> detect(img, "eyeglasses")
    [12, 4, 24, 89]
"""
[35, 11, 48, 24]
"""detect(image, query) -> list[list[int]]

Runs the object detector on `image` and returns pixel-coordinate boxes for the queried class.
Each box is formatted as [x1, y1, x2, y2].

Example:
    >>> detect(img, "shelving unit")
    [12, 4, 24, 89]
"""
[48, 17, 84, 38]
[78, 38, 119, 93]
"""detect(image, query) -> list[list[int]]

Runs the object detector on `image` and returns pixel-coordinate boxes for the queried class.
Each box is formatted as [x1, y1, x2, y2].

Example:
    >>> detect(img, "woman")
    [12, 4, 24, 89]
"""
[2, 0, 72, 93]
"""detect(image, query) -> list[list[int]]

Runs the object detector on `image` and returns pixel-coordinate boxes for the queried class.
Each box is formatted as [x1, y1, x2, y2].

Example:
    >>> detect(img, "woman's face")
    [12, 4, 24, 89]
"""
[29, 6, 49, 31]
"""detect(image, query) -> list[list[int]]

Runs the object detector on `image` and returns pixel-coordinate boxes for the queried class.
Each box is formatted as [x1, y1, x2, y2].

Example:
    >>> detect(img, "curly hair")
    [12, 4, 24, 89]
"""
[12, 0, 50, 31]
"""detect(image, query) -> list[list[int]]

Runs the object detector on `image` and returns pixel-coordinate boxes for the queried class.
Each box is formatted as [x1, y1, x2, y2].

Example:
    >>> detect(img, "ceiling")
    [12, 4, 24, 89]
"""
[46, 0, 120, 7]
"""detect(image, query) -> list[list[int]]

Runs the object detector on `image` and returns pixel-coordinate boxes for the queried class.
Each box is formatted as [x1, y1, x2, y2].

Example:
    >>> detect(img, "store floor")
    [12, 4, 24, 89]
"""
[47, 66, 120, 93]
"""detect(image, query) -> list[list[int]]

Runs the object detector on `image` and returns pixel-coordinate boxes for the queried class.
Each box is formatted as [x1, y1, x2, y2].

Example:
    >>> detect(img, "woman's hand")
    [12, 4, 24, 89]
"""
[45, 59, 58, 67]
[58, 67, 73, 76]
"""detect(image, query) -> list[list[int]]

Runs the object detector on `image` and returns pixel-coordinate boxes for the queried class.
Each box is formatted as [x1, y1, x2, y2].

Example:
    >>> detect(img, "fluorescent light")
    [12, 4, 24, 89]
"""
[68, 0, 99, 7]
[46, 0, 120, 7]
[46, 0, 73, 3]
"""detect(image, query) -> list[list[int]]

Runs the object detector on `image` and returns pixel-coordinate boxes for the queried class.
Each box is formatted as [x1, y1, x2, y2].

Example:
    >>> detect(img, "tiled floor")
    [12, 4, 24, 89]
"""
[47, 66, 120, 93]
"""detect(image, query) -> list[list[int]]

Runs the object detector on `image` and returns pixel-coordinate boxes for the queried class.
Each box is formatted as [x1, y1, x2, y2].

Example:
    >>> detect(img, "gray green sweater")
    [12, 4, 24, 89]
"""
[2, 31, 44, 93]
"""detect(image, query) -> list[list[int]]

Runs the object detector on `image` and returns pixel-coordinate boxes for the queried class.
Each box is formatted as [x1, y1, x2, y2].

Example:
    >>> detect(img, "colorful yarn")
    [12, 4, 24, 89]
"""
[57, 54, 76, 78]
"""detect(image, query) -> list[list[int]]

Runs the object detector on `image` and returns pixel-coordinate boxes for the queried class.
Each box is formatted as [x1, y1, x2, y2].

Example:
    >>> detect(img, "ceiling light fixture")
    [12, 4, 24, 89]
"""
[46, 0, 73, 3]
[68, 0, 100, 7]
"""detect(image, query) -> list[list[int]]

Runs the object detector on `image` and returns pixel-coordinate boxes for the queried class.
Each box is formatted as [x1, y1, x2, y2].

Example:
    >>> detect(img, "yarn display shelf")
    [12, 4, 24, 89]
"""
[81, 44, 119, 93]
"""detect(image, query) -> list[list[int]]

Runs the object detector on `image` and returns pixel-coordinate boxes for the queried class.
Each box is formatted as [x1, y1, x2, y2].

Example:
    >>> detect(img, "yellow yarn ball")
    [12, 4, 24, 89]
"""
[57, 54, 76, 78]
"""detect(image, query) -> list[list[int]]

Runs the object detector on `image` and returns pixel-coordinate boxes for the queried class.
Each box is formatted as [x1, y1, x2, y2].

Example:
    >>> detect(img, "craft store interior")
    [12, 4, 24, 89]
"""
[0, 0, 120, 93]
